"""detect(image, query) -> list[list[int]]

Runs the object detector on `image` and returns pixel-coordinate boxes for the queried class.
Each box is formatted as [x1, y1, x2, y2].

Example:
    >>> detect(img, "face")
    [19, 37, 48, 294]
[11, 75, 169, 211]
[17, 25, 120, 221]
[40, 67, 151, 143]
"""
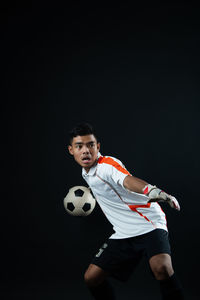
[68, 134, 100, 172]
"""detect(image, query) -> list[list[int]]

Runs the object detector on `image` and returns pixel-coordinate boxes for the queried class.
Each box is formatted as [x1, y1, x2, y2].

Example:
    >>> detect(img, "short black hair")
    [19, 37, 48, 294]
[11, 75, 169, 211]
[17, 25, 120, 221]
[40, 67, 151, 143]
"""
[69, 122, 98, 145]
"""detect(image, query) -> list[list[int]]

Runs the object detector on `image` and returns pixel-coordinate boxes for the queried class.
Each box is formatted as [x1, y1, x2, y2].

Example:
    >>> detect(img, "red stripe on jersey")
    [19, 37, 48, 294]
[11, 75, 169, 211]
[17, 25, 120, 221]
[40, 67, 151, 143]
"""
[128, 203, 152, 223]
[98, 156, 131, 175]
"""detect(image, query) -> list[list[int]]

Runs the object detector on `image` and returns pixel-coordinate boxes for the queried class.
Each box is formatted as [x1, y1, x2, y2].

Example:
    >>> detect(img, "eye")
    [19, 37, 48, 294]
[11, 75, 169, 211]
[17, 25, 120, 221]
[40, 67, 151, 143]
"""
[76, 144, 82, 149]
[89, 143, 95, 148]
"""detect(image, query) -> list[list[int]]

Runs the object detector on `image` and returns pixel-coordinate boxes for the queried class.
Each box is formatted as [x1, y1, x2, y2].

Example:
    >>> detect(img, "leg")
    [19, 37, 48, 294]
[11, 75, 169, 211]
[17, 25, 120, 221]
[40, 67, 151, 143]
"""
[149, 253, 184, 299]
[149, 253, 174, 280]
[84, 264, 115, 299]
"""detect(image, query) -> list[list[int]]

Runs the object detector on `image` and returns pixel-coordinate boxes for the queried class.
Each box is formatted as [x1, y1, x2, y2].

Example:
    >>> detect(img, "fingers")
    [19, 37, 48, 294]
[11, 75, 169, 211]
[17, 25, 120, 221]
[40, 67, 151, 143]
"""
[168, 195, 180, 211]
[148, 195, 181, 211]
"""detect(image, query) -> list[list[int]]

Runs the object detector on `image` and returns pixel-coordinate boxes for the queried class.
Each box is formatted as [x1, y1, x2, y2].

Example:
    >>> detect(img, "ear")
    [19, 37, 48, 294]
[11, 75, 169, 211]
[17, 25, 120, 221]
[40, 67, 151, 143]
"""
[97, 142, 100, 151]
[68, 145, 74, 156]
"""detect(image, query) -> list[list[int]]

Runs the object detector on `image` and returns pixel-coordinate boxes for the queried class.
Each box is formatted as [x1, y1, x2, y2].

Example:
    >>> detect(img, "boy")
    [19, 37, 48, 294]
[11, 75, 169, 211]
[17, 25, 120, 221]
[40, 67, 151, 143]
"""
[68, 123, 184, 299]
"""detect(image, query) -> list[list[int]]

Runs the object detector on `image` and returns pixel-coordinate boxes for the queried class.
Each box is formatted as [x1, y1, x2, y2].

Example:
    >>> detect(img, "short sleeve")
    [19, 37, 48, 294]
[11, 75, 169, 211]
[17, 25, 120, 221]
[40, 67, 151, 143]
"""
[97, 155, 132, 188]
[110, 160, 131, 187]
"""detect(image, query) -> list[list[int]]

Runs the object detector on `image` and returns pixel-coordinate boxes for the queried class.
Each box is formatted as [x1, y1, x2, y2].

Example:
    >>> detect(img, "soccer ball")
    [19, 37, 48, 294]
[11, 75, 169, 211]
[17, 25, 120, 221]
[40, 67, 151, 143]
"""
[63, 186, 96, 216]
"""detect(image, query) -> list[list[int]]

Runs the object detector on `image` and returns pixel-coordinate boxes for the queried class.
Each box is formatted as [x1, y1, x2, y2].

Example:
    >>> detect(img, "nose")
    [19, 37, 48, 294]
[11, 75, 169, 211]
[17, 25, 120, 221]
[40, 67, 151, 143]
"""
[82, 145, 90, 153]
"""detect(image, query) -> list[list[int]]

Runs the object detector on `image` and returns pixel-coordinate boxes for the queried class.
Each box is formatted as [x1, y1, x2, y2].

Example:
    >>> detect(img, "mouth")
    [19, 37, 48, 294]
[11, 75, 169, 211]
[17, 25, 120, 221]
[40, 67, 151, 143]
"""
[82, 156, 92, 164]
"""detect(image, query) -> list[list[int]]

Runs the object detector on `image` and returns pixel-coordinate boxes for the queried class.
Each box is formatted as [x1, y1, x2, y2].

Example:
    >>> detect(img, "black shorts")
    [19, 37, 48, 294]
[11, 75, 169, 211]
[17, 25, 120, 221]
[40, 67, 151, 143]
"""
[91, 229, 171, 282]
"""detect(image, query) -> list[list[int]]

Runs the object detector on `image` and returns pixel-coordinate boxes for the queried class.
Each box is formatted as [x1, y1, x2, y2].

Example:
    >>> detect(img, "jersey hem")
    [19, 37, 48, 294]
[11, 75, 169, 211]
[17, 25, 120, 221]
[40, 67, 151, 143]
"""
[109, 226, 168, 239]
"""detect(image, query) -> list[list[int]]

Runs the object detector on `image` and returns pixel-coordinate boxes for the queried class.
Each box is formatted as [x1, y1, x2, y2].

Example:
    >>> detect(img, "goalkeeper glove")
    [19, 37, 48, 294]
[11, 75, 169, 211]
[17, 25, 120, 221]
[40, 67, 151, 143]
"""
[143, 184, 180, 211]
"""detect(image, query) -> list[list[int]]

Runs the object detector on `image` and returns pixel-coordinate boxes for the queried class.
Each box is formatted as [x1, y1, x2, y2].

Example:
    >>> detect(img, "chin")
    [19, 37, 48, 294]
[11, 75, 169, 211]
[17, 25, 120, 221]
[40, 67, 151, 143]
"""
[82, 161, 94, 169]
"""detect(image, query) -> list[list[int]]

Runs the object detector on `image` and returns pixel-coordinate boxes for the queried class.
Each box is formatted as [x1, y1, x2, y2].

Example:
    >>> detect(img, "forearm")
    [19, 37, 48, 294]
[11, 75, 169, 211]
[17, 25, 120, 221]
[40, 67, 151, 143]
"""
[123, 175, 148, 194]
[123, 175, 180, 210]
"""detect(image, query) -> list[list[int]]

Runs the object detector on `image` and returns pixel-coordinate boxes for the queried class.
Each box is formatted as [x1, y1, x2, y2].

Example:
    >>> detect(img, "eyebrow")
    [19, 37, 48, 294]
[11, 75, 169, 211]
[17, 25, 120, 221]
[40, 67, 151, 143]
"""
[74, 141, 95, 145]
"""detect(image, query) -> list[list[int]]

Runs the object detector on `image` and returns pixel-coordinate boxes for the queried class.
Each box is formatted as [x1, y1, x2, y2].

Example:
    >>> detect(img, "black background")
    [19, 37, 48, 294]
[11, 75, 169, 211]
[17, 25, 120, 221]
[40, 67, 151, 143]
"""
[2, 1, 200, 299]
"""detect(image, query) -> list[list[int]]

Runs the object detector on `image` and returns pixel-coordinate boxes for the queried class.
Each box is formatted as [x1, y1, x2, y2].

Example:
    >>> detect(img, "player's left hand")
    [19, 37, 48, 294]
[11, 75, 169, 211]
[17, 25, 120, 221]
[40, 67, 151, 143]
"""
[148, 191, 180, 211]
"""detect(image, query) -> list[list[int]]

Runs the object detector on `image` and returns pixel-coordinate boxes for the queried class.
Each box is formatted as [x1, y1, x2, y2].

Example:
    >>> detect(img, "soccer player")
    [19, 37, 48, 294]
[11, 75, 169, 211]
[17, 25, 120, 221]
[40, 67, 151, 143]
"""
[68, 123, 184, 300]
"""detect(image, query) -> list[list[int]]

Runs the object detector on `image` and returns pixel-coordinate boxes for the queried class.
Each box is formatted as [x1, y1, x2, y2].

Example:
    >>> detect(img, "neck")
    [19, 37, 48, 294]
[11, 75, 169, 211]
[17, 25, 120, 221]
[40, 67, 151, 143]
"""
[84, 167, 90, 173]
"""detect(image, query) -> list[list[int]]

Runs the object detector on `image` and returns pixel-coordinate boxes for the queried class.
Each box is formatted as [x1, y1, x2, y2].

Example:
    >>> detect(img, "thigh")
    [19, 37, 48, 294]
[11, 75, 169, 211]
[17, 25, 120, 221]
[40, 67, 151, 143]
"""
[140, 229, 173, 280]
[149, 253, 173, 269]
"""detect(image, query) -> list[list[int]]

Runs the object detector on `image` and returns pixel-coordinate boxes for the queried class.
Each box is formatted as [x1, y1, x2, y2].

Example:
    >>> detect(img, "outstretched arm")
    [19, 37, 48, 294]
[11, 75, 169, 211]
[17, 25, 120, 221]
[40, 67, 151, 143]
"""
[123, 175, 180, 211]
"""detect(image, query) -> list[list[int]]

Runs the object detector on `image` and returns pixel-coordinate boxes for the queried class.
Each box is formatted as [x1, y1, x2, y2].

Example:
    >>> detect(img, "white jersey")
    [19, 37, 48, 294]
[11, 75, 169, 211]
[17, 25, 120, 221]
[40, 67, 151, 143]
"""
[82, 153, 167, 239]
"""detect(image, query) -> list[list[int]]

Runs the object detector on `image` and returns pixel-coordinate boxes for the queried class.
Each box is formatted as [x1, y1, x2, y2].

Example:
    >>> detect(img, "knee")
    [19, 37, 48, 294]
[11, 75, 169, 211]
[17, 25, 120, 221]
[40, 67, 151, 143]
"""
[149, 254, 174, 281]
[84, 264, 108, 288]
[84, 270, 99, 288]
[151, 263, 174, 281]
